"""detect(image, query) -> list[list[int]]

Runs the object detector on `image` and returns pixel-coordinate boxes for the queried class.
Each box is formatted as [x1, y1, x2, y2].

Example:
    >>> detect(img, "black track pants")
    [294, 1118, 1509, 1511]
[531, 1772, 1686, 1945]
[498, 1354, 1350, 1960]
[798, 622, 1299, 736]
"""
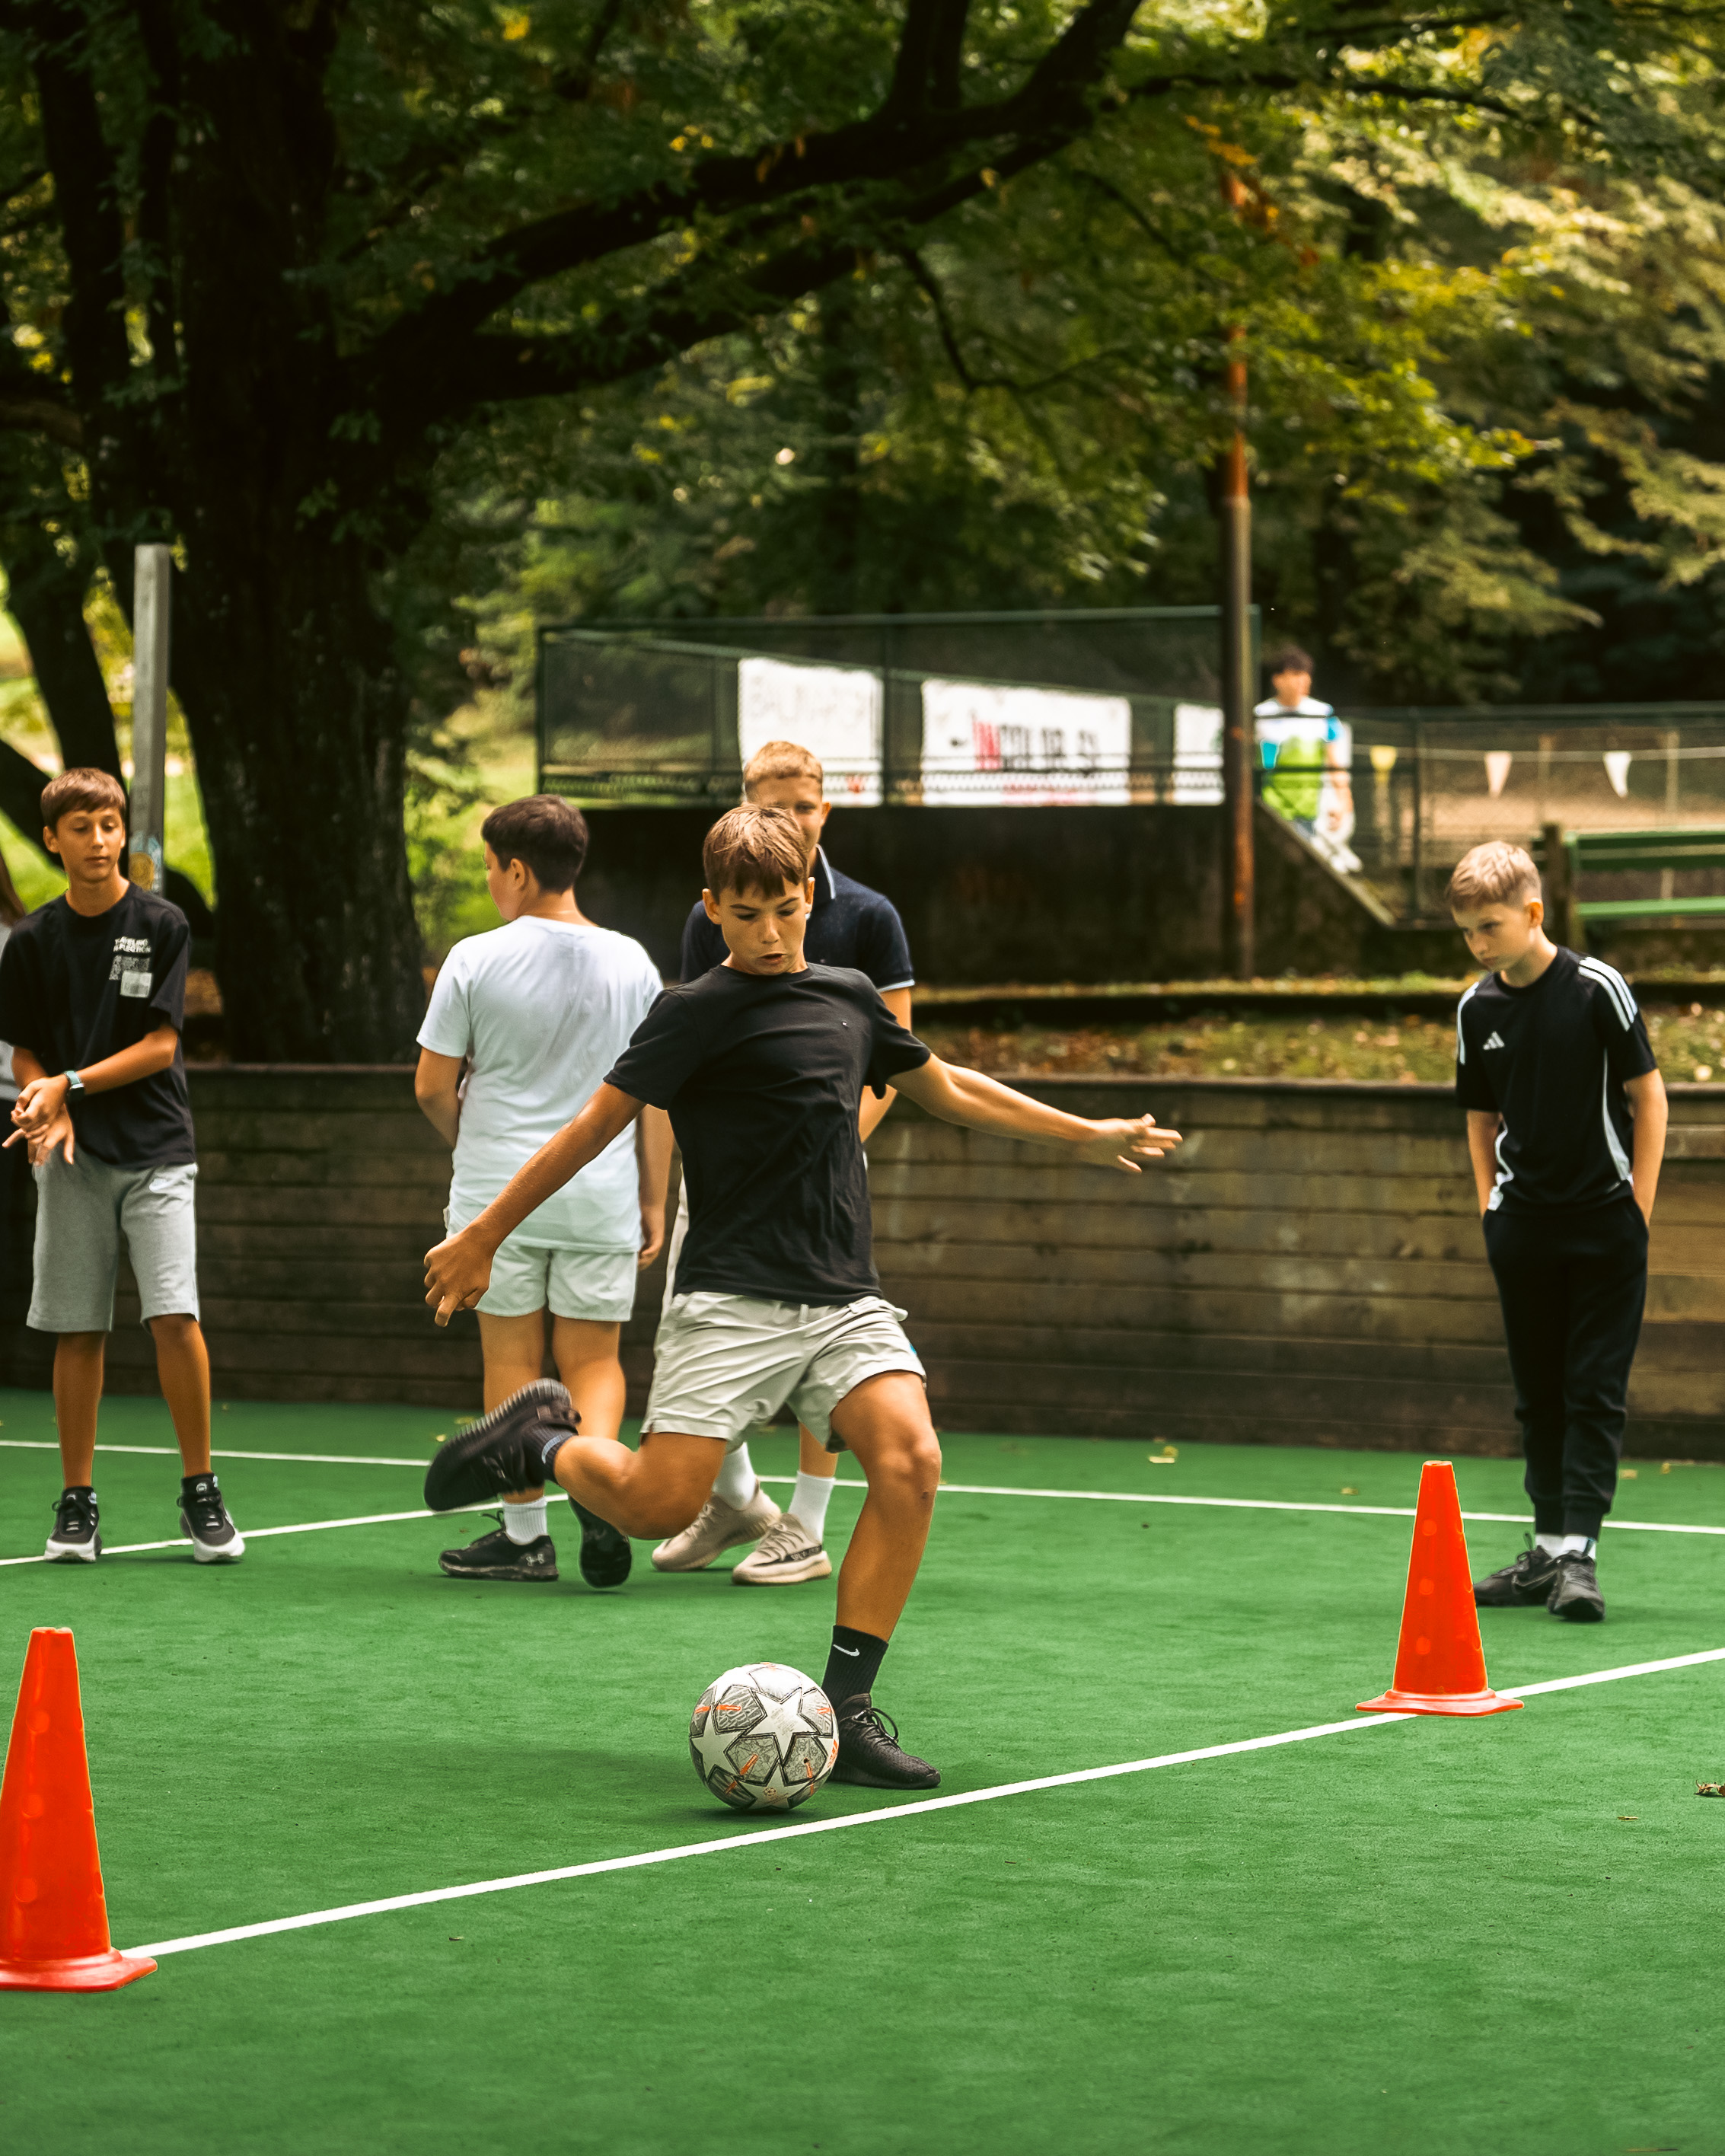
[1481, 1196, 1649, 1540]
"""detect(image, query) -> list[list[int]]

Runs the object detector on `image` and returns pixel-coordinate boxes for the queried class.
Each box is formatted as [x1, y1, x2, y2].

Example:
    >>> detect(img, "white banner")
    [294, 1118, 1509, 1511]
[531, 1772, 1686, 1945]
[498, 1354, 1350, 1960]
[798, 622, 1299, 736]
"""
[737, 656, 882, 803]
[920, 679, 1132, 804]
[1171, 703, 1223, 805]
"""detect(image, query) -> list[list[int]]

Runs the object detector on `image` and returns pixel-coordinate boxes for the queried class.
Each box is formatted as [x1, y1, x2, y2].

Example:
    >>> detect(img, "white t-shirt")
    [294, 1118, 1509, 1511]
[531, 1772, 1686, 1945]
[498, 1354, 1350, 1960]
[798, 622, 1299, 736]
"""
[418, 917, 664, 1250]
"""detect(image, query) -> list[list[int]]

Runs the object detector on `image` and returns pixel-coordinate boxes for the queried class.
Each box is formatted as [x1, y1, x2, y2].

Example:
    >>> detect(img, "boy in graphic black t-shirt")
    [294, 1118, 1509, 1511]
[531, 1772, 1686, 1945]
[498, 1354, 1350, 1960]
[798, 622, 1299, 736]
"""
[1449, 842, 1666, 1622]
[0, 768, 243, 1565]
[421, 805, 1182, 1789]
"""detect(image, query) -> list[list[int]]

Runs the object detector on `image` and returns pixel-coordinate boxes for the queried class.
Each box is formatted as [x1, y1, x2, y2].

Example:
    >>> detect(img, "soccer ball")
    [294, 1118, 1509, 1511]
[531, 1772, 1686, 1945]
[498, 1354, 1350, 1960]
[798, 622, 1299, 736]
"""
[689, 1662, 839, 1812]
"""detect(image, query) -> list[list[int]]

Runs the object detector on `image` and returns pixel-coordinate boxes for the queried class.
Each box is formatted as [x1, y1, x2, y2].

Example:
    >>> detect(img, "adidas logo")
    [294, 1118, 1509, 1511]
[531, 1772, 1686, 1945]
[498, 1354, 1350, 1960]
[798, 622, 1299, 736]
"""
[1481, 1031, 1507, 1051]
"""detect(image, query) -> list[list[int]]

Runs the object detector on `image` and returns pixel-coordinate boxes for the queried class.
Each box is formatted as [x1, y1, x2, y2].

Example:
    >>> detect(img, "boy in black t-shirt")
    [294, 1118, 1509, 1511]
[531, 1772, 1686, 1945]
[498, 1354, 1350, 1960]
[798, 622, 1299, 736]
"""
[0, 768, 242, 1565]
[422, 805, 1182, 1788]
[1449, 842, 1666, 1622]
[658, 738, 917, 1587]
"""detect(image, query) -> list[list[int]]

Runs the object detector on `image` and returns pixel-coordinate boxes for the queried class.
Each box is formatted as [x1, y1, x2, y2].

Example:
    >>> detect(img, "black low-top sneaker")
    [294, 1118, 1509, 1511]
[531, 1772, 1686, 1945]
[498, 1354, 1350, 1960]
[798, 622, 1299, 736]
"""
[180, 1475, 246, 1562]
[46, 1486, 101, 1564]
[1474, 1537, 1562, 1608]
[423, 1381, 579, 1511]
[1548, 1551, 1605, 1622]
[830, 1693, 940, 1791]
[438, 1519, 558, 1582]
[572, 1501, 631, 1589]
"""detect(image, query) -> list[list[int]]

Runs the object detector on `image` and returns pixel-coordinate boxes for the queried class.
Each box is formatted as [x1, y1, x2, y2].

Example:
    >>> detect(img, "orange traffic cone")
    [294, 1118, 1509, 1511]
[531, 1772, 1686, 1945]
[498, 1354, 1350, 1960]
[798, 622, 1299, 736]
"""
[1357, 1462, 1523, 1717]
[0, 1628, 155, 1991]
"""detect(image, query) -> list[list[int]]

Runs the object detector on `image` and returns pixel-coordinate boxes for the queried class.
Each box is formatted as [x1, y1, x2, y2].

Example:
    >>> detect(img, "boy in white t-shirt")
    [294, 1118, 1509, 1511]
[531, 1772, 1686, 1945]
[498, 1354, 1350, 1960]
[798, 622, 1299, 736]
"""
[415, 796, 671, 1588]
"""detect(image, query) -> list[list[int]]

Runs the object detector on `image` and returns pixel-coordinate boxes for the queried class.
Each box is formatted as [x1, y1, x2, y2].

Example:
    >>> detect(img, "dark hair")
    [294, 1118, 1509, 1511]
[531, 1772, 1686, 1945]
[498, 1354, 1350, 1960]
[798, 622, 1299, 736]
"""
[702, 804, 811, 898]
[480, 794, 589, 893]
[0, 847, 24, 927]
[42, 766, 126, 831]
[1267, 646, 1315, 678]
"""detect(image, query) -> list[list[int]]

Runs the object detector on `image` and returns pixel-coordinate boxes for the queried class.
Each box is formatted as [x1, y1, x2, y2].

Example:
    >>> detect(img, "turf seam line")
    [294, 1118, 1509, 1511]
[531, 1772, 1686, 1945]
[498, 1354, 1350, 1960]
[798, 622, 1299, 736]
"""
[123, 1642, 1725, 1963]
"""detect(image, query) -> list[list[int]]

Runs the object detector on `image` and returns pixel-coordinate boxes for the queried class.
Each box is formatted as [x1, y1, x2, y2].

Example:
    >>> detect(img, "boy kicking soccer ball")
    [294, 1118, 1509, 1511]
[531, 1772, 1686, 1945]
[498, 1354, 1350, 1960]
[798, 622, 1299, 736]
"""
[1450, 842, 1667, 1623]
[422, 804, 1181, 1788]
[658, 736, 917, 1588]
[0, 767, 241, 1564]
[415, 796, 671, 1587]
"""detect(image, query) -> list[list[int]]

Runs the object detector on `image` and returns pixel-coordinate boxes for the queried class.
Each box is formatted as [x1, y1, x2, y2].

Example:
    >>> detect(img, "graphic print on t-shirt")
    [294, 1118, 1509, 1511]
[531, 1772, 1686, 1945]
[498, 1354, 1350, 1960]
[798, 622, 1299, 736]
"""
[109, 934, 154, 998]
[1454, 949, 1656, 1210]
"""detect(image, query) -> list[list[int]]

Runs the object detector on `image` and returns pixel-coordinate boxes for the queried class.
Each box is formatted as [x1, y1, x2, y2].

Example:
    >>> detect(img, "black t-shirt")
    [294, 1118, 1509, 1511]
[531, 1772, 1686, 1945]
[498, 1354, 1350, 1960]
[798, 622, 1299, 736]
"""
[680, 849, 914, 991]
[0, 886, 195, 1168]
[1454, 948, 1656, 1210]
[607, 962, 932, 1303]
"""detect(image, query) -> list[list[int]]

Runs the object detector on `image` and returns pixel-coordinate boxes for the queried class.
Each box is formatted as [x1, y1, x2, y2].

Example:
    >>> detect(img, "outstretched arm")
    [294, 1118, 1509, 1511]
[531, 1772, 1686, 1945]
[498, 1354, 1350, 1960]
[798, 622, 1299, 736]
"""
[892, 1057, 1181, 1175]
[425, 1082, 645, 1323]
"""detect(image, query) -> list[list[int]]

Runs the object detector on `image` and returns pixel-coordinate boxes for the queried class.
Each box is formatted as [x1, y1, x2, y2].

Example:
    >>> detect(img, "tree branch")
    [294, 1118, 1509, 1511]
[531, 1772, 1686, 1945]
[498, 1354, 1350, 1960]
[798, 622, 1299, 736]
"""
[134, 0, 183, 375]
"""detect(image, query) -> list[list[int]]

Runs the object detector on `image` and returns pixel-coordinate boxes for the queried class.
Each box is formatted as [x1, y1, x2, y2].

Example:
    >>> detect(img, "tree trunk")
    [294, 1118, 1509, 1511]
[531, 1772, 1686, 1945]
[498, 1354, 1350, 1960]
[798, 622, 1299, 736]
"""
[1, 529, 123, 782]
[169, 528, 426, 1063]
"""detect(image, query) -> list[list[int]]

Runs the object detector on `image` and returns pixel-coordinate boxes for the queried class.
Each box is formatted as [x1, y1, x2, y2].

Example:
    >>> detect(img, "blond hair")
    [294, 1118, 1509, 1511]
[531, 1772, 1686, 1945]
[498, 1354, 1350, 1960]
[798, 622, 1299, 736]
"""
[743, 738, 824, 795]
[1446, 841, 1541, 911]
[702, 803, 812, 898]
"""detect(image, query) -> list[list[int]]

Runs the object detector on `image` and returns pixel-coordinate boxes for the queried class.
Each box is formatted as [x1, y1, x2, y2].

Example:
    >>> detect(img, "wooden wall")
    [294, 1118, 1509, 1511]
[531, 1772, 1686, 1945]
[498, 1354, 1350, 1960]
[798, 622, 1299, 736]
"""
[2, 1069, 1718, 1459]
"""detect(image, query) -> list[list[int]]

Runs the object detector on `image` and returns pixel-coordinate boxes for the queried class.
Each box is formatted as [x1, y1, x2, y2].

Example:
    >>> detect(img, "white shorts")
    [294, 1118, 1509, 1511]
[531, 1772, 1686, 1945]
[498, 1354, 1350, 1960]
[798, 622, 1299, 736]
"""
[29, 1153, 199, 1333]
[477, 1239, 639, 1323]
[644, 1292, 924, 1452]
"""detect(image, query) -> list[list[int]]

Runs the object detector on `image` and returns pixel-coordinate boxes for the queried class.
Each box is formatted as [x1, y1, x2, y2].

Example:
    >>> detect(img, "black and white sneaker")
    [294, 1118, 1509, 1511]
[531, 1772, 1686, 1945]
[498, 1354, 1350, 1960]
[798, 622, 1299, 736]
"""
[438, 1519, 559, 1582]
[1548, 1551, 1606, 1623]
[423, 1381, 580, 1512]
[572, 1502, 631, 1590]
[45, 1486, 101, 1563]
[830, 1693, 940, 1791]
[180, 1475, 245, 1562]
[1474, 1537, 1562, 1608]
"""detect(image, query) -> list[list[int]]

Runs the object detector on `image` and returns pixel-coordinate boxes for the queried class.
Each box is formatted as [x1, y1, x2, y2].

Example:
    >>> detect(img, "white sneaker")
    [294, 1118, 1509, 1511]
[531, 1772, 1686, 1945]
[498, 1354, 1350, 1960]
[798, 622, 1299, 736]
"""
[650, 1482, 780, 1571]
[731, 1513, 832, 1586]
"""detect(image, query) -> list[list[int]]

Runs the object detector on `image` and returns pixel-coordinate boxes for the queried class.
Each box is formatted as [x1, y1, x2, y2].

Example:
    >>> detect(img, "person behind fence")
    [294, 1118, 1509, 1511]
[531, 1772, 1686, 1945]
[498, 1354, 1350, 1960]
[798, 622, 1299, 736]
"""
[1449, 840, 1668, 1625]
[415, 793, 672, 1589]
[1253, 646, 1359, 872]
[0, 766, 242, 1565]
[0, 845, 30, 1332]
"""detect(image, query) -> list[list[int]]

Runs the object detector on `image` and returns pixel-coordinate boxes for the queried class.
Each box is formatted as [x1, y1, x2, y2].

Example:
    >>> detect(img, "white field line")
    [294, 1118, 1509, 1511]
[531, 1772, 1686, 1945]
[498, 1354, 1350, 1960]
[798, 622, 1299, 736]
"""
[126, 1641, 1725, 1963]
[3, 1441, 1723, 1539]
[0, 1500, 500, 1568]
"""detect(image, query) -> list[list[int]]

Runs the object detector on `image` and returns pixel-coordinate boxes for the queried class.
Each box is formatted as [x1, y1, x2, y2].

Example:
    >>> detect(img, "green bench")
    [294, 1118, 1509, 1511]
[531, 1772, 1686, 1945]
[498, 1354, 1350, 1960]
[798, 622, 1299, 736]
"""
[1558, 824, 1725, 925]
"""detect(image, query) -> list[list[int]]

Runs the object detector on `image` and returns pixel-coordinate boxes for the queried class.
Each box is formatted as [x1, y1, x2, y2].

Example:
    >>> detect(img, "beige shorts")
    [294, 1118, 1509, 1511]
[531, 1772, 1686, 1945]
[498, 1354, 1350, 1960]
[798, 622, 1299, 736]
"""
[644, 1291, 924, 1452]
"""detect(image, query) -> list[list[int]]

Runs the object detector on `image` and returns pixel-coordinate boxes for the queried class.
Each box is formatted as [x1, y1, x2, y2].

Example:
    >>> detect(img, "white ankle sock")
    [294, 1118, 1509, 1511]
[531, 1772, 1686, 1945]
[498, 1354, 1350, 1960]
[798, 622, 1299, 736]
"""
[1535, 1532, 1564, 1555]
[713, 1445, 756, 1508]
[1559, 1533, 1596, 1558]
[502, 1497, 548, 1545]
[790, 1470, 835, 1541]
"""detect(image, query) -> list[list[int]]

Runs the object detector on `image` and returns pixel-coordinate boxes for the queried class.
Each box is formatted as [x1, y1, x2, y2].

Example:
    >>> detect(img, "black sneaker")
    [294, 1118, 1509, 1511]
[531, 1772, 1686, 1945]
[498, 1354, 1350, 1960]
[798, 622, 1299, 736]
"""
[422, 1381, 580, 1512]
[830, 1693, 940, 1791]
[1474, 1536, 1561, 1608]
[1548, 1551, 1605, 1623]
[438, 1518, 558, 1582]
[180, 1475, 246, 1563]
[45, 1486, 101, 1564]
[572, 1502, 631, 1590]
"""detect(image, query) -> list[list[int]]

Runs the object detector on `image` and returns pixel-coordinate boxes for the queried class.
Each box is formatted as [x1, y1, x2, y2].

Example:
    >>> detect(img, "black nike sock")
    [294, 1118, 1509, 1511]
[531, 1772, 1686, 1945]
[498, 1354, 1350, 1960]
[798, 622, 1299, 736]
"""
[823, 1625, 888, 1709]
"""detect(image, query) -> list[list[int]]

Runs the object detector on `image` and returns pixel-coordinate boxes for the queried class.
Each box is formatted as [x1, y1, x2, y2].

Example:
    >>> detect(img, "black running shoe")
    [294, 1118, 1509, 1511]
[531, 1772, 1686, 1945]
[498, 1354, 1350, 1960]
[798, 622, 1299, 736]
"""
[180, 1474, 246, 1563]
[438, 1519, 559, 1582]
[1474, 1536, 1561, 1608]
[45, 1486, 101, 1564]
[1548, 1551, 1605, 1623]
[830, 1693, 940, 1791]
[572, 1502, 631, 1590]
[422, 1381, 579, 1511]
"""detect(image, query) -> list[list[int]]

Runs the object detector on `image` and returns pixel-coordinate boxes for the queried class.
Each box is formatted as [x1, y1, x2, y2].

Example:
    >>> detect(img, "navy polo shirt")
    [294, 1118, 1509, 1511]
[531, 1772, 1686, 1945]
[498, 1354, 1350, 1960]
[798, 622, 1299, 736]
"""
[678, 848, 915, 992]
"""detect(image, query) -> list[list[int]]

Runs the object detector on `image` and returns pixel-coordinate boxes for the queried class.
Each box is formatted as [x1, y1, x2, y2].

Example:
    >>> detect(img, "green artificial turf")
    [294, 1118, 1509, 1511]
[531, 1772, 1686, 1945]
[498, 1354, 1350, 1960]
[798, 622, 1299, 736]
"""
[1, 1392, 1723, 2154]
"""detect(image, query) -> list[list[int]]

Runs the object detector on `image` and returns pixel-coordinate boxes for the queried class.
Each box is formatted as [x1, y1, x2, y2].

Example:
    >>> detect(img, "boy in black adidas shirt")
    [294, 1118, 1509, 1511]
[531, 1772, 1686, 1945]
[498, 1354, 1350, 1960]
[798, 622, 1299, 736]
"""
[422, 805, 1182, 1789]
[1449, 842, 1666, 1622]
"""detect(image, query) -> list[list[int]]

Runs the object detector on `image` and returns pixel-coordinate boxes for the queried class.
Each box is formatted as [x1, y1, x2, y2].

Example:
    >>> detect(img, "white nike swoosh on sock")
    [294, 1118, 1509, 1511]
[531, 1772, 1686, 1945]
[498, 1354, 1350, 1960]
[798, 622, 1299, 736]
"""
[834, 1644, 859, 1656]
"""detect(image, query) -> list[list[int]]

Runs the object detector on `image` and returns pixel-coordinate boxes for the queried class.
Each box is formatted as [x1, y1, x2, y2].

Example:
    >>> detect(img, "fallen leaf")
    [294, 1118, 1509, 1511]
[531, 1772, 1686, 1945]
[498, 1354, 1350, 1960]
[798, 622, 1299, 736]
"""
[1698, 1783, 1725, 1797]
[1341, 1485, 1359, 1495]
[1621, 1468, 1638, 1480]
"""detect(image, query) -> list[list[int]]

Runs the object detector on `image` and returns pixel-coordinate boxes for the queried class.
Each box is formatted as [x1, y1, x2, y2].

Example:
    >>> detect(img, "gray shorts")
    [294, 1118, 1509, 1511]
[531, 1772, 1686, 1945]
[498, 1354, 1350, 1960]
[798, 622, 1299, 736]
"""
[643, 1291, 925, 1452]
[29, 1153, 199, 1334]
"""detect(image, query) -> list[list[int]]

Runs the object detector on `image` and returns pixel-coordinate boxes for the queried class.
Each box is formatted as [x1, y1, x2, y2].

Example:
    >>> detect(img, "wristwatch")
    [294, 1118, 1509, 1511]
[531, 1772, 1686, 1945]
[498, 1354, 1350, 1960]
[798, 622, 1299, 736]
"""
[64, 1070, 84, 1094]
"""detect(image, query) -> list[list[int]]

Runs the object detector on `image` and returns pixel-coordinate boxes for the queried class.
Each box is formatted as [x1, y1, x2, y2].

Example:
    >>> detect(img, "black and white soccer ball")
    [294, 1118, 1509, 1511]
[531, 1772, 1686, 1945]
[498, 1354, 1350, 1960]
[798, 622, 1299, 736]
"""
[689, 1661, 839, 1812]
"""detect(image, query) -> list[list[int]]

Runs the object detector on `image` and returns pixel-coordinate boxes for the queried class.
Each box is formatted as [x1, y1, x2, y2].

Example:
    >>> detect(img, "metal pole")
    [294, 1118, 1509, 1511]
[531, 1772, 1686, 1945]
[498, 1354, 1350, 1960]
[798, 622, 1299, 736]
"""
[1220, 327, 1255, 978]
[129, 544, 171, 895]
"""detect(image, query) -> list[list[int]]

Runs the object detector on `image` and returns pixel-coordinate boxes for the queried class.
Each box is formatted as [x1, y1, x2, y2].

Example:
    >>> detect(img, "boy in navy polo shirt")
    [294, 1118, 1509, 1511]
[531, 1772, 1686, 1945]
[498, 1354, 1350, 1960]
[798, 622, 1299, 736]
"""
[1450, 842, 1667, 1622]
[660, 739, 915, 1587]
